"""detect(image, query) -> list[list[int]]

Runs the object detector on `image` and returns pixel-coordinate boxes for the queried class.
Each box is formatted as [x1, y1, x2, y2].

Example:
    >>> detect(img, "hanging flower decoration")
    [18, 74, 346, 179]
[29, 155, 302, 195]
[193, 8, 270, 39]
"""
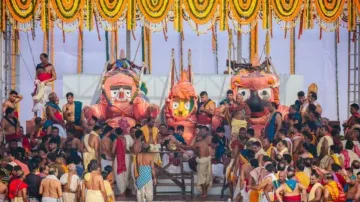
[271, 0, 304, 22]
[137, 0, 173, 23]
[183, 0, 219, 24]
[229, 0, 261, 25]
[6, 0, 40, 23]
[314, 0, 345, 23]
[95, 0, 126, 23]
[50, 0, 84, 22]
[356, 0, 360, 15]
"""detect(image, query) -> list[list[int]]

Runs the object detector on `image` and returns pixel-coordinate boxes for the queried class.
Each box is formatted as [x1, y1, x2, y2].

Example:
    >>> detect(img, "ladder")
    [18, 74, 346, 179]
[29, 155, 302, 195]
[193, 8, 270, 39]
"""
[348, 25, 360, 118]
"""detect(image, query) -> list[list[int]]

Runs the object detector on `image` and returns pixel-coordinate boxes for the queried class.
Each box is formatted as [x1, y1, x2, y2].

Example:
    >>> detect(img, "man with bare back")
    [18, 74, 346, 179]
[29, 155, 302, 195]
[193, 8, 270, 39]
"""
[39, 167, 62, 202]
[275, 171, 307, 202]
[83, 161, 106, 202]
[248, 164, 277, 202]
[2, 90, 22, 119]
[180, 133, 212, 198]
[135, 150, 156, 202]
[1, 107, 20, 144]
[100, 126, 113, 170]
[82, 125, 101, 171]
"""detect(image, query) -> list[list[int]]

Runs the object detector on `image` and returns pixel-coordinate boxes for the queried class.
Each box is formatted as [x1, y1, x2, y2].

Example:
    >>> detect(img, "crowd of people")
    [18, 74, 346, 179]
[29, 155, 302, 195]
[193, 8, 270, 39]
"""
[0, 53, 358, 202]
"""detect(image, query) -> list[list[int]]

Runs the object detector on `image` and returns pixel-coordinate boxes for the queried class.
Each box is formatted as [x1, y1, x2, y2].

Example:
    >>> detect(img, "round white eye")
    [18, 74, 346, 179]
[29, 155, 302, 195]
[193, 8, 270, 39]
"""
[184, 102, 190, 110]
[110, 90, 119, 98]
[237, 88, 250, 101]
[124, 89, 132, 98]
[172, 102, 179, 110]
[258, 88, 272, 100]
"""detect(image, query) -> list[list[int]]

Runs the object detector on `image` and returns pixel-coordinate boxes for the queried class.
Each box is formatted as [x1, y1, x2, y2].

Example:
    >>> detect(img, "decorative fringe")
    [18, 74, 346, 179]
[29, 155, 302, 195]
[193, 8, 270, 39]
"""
[348, 0, 356, 31]
[304, 0, 313, 30]
[174, 0, 183, 32]
[1, 0, 4, 32]
[146, 27, 152, 74]
[94, 10, 101, 41]
[214, 22, 219, 74]
[180, 31, 184, 71]
[43, 31, 48, 54]
[127, 0, 135, 30]
[142, 27, 145, 71]
[265, 30, 270, 57]
[110, 30, 115, 63]
[250, 23, 258, 61]
[212, 25, 216, 52]
[115, 28, 118, 58]
[298, 11, 303, 39]
[290, 27, 295, 75]
[319, 27, 322, 40]
[41, 0, 49, 32]
[77, 28, 83, 73]
[86, 0, 94, 30]
[262, 0, 270, 29]
[336, 27, 340, 43]
[219, 0, 228, 31]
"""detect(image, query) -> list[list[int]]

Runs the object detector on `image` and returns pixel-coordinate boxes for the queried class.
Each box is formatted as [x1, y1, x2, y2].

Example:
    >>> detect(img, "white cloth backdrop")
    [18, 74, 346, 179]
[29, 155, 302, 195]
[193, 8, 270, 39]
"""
[18, 21, 348, 128]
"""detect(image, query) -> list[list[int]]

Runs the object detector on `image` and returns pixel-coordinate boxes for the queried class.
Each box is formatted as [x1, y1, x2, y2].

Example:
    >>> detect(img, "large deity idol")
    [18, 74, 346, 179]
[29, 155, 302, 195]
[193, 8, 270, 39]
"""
[164, 49, 197, 145]
[228, 55, 288, 136]
[83, 49, 159, 128]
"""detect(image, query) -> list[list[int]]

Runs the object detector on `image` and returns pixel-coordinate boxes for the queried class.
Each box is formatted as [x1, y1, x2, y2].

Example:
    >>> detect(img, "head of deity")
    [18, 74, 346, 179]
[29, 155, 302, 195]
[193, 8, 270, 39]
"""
[66, 92, 74, 104]
[167, 70, 197, 119]
[351, 103, 360, 115]
[40, 53, 49, 64]
[231, 65, 279, 118]
[297, 91, 306, 104]
[8, 90, 18, 103]
[176, 125, 185, 136]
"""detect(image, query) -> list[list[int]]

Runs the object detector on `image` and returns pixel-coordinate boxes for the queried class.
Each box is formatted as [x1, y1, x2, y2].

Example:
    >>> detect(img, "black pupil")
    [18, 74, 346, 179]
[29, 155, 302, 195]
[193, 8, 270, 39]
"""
[262, 91, 267, 95]
[241, 92, 245, 96]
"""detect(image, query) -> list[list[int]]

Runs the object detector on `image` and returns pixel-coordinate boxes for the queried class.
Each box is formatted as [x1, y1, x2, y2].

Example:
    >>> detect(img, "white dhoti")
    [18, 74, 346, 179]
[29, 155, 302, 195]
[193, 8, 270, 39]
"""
[196, 156, 212, 191]
[136, 179, 153, 202]
[0, 194, 6, 202]
[12, 197, 24, 202]
[62, 193, 77, 202]
[41, 197, 60, 202]
[85, 190, 104, 202]
[33, 83, 52, 115]
[114, 153, 131, 194]
[101, 159, 113, 171]
[260, 192, 274, 202]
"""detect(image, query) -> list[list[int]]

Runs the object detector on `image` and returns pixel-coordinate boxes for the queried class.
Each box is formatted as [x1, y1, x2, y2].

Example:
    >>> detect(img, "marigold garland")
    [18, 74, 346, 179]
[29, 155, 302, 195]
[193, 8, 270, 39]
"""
[137, 0, 173, 23]
[290, 26, 295, 74]
[314, 0, 345, 23]
[174, 0, 183, 32]
[348, 0, 356, 31]
[271, 0, 303, 22]
[229, 0, 261, 25]
[250, 22, 258, 61]
[127, 0, 135, 29]
[219, 0, 227, 31]
[183, 0, 219, 25]
[50, 0, 85, 22]
[95, 0, 126, 23]
[302, 0, 313, 30]
[77, 28, 83, 73]
[6, 0, 39, 23]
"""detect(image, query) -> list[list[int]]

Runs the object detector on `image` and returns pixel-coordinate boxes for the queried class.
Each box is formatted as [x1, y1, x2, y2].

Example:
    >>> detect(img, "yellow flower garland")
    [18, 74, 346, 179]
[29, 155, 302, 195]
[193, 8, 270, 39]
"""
[314, 0, 345, 23]
[229, 0, 261, 25]
[137, 0, 173, 23]
[95, 0, 126, 23]
[50, 0, 85, 23]
[6, 0, 39, 23]
[271, 0, 303, 22]
[183, 0, 219, 24]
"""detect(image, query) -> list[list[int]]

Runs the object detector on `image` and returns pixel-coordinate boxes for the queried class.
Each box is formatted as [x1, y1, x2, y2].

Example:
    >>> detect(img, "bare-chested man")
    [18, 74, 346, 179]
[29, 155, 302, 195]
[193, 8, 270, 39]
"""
[100, 125, 113, 170]
[345, 168, 358, 202]
[230, 93, 251, 138]
[62, 92, 84, 130]
[275, 171, 307, 202]
[1, 107, 20, 144]
[248, 164, 277, 202]
[225, 134, 242, 198]
[135, 150, 156, 202]
[308, 173, 323, 202]
[39, 167, 62, 202]
[64, 129, 81, 151]
[82, 125, 101, 171]
[83, 161, 106, 202]
[180, 132, 212, 198]
[2, 90, 22, 118]
[233, 150, 255, 202]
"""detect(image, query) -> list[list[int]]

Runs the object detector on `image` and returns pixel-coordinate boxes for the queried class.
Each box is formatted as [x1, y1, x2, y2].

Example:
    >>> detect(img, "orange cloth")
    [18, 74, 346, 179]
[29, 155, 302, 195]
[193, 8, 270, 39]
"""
[249, 190, 260, 202]
[13, 160, 29, 176]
